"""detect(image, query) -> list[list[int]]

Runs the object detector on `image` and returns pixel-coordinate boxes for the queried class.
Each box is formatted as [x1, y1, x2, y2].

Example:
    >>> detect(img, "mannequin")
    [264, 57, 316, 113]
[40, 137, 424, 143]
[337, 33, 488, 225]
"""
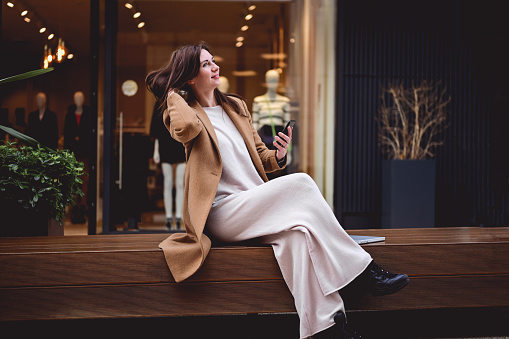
[64, 91, 91, 223]
[64, 91, 91, 158]
[252, 70, 291, 169]
[218, 76, 230, 93]
[26, 92, 58, 149]
[150, 102, 186, 230]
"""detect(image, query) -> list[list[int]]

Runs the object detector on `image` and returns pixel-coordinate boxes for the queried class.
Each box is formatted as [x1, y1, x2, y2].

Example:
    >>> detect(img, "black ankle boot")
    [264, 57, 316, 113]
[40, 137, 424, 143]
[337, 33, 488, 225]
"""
[313, 311, 365, 338]
[165, 218, 173, 230]
[364, 261, 409, 296]
[175, 218, 182, 230]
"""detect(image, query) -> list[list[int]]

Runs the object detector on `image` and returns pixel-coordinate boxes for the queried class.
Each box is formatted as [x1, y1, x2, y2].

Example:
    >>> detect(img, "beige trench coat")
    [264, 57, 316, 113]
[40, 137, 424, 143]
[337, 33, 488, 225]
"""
[159, 93, 286, 282]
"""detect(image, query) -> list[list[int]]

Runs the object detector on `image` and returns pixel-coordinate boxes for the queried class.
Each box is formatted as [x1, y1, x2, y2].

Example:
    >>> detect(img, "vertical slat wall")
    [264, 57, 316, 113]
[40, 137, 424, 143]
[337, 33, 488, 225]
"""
[335, 0, 501, 227]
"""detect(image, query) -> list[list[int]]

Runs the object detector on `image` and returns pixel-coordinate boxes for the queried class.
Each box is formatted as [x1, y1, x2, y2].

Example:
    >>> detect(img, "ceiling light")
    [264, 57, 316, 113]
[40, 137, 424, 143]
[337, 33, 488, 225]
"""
[236, 36, 244, 42]
[39, 27, 47, 33]
[260, 53, 287, 60]
[21, 10, 28, 16]
[245, 14, 253, 20]
[24, 17, 30, 22]
[133, 12, 141, 18]
[48, 33, 54, 40]
[232, 70, 257, 77]
[248, 5, 256, 11]
[137, 22, 145, 28]
[125, 3, 133, 9]
[67, 53, 74, 59]
[7, 2, 14, 8]
[235, 41, 243, 47]
[241, 25, 249, 31]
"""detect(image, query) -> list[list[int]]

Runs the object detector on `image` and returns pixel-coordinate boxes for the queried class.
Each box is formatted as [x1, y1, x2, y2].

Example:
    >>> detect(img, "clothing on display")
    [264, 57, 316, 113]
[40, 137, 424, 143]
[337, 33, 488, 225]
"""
[26, 93, 58, 149]
[150, 102, 186, 227]
[64, 104, 91, 159]
[26, 109, 58, 149]
[252, 70, 292, 176]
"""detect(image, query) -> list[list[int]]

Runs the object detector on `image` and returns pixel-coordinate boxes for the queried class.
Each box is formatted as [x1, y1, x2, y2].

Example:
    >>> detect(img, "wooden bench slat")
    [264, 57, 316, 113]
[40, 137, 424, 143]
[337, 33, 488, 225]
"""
[1, 241, 508, 288]
[0, 280, 295, 321]
[2, 274, 508, 321]
[1, 227, 508, 322]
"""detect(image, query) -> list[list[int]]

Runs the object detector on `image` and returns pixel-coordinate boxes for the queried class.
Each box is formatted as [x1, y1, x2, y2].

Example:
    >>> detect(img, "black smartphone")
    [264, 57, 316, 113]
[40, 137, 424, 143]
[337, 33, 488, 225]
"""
[282, 120, 296, 137]
[275, 120, 296, 148]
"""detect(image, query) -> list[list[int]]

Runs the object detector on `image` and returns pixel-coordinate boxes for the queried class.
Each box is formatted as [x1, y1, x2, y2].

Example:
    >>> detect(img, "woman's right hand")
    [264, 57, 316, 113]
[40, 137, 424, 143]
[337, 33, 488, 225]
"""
[166, 88, 203, 144]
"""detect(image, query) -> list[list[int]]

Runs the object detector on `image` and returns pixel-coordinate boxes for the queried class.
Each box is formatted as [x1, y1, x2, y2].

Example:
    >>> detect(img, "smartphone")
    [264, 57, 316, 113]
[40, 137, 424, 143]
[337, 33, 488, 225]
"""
[282, 120, 296, 137]
[275, 120, 296, 148]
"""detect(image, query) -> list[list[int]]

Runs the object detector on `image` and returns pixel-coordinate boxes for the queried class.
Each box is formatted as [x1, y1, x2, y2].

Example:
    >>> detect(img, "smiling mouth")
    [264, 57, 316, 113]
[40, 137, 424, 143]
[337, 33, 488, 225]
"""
[211, 74, 219, 79]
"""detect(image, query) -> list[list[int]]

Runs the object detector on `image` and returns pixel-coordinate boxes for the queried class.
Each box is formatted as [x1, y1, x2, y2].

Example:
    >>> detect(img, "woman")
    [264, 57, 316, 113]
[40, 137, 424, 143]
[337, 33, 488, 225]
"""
[146, 42, 409, 339]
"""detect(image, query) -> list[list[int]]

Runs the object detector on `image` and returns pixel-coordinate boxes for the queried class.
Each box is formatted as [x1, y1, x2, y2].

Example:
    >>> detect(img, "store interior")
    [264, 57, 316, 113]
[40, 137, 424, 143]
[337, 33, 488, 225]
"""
[1, 0, 335, 234]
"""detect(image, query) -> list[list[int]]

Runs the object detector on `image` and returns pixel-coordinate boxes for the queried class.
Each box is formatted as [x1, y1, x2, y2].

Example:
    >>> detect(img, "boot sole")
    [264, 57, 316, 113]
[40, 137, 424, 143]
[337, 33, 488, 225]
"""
[372, 275, 409, 296]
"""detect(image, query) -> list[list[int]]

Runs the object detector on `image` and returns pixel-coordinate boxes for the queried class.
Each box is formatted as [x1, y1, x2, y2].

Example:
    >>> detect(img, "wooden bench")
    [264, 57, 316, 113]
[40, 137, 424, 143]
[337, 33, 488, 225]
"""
[1, 227, 508, 322]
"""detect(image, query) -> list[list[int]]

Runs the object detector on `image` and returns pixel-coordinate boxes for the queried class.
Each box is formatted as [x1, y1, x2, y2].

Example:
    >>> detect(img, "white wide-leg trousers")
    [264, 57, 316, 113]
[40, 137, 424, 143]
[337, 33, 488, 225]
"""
[206, 173, 373, 338]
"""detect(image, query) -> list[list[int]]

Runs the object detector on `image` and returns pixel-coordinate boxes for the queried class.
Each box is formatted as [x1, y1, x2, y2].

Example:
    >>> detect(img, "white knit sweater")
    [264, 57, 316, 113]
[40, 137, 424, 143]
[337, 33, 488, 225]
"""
[203, 105, 265, 206]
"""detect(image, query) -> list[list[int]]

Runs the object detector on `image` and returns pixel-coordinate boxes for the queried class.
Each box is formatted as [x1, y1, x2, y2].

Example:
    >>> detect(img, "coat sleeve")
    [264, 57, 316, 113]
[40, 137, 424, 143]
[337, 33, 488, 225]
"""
[240, 99, 287, 172]
[164, 93, 202, 144]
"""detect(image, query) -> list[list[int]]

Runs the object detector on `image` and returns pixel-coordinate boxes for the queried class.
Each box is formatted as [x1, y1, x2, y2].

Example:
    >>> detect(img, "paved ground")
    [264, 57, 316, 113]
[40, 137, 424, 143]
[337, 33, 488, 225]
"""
[2, 308, 507, 338]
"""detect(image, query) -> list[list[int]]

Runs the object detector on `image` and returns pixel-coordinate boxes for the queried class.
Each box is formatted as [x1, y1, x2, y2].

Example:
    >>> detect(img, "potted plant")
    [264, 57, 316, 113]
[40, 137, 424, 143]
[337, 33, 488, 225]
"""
[0, 127, 85, 236]
[0, 68, 85, 236]
[377, 81, 450, 228]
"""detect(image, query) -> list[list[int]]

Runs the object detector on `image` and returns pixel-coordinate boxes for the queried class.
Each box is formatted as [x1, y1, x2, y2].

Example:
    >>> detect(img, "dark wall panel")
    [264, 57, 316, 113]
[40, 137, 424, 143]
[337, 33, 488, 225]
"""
[335, 0, 506, 227]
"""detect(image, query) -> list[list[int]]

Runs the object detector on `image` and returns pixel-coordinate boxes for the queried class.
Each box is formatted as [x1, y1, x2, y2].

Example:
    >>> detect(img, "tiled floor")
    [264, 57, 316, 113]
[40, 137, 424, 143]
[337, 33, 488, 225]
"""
[63, 210, 172, 235]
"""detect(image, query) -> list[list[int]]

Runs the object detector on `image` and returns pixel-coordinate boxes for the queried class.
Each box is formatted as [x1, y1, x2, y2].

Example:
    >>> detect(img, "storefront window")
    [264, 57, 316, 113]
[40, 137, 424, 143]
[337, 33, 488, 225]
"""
[1, 0, 93, 234]
[1, 0, 336, 234]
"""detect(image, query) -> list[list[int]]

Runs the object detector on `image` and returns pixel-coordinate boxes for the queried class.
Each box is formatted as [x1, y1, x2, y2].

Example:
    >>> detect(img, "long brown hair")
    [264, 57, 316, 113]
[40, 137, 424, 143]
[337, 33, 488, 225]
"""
[146, 41, 242, 114]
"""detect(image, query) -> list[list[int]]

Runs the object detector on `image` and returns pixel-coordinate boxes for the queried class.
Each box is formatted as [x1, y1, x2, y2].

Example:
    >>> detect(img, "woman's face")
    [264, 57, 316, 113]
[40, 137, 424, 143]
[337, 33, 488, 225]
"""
[188, 49, 220, 94]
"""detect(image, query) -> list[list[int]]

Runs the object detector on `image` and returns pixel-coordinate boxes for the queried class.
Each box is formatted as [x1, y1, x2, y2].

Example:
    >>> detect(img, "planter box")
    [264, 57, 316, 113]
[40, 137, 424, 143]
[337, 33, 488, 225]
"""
[0, 202, 62, 237]
[381, 159, 436, 228]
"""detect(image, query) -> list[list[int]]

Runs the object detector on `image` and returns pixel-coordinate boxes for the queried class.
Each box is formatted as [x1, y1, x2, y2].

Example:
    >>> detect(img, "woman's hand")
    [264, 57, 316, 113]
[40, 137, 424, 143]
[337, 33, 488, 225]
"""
[274, 127, 293, 160]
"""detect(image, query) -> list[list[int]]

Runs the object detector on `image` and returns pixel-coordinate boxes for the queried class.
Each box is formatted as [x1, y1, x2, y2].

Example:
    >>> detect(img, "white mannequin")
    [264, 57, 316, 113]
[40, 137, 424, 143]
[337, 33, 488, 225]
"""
[252, 69, 291, 164]
[252, 70, 290, 130]
[153, 140, 186, 230]
[218, 76, 230, 93]
[74, 91, 84, 115]
[36, 92, 47, 120]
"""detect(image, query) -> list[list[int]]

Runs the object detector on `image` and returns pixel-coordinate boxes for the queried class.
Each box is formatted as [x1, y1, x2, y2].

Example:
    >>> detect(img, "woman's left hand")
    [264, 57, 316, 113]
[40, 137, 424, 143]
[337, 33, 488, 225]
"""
[274, 127, 293, 160]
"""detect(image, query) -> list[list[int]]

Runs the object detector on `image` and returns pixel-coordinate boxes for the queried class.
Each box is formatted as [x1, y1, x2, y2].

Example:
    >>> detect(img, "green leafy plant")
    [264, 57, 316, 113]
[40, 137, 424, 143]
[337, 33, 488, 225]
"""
[0, 138, 84, 223]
